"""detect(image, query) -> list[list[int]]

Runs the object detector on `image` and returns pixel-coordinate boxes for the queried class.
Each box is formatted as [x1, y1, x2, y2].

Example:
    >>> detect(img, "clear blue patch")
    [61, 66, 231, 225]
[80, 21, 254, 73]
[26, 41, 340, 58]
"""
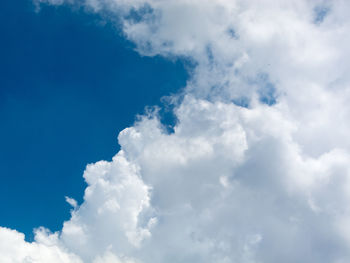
[313, 5, 330, 24]
[227, 28, 238, 39]
[250, 73, 277, 106]
[234, 73, 277, 107]
[205, 45, 215, 66]
[256, 73, 277, 105]
[125, 4, 154, 24]
[158, 99, 179, 134]
[232, 97, 250, 108]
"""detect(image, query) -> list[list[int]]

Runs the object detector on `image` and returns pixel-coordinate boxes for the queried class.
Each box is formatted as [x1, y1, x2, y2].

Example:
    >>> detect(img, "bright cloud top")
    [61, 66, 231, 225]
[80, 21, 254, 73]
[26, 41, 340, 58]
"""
[3, 0, 350, 262]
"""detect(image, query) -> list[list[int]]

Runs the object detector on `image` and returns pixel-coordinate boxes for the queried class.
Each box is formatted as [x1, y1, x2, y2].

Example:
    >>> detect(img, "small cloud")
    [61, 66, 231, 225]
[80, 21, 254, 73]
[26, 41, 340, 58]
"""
[65, 196, 78, 210]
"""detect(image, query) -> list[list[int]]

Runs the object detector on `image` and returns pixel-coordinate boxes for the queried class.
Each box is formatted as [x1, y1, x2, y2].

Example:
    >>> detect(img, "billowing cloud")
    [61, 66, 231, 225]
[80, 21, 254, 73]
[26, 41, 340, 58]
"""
[0, 227, 82, 263]
[3, 0, 350, 262]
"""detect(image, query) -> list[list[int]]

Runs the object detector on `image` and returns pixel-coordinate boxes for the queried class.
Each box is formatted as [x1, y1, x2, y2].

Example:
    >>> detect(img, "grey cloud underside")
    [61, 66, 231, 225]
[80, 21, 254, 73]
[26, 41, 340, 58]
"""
[2, 0, 350, 262]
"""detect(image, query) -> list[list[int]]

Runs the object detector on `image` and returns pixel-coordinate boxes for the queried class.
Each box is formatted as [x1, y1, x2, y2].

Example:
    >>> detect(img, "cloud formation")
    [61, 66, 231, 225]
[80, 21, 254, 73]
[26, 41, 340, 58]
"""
[3, 0, 350, 262]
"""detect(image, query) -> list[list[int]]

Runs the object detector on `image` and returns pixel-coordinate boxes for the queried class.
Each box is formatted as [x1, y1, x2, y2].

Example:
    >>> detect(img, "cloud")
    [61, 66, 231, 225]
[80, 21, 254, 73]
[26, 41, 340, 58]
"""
[0, 227, 82, 263]
[3, 0, 350, 262]
[65, 197, 78, 210]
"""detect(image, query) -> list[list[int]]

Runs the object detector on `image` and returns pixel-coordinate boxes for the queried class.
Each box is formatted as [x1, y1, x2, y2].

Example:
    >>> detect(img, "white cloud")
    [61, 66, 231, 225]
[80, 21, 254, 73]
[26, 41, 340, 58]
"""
[0, 227, 82, 263]
[65, 196, 78, 210]
[93, 252, 138, 263]
[3, 0, 350, 262]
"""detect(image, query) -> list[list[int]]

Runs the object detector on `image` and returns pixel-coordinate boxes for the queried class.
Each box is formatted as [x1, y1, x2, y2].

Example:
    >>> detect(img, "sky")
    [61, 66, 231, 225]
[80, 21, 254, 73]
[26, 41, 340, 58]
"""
[2, 0, 350, 263]
[0, 0, 187, 239]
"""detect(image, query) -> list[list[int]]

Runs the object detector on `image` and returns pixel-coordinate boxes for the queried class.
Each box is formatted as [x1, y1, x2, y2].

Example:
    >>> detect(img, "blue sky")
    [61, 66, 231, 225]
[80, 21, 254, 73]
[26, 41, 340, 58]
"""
[0, 0, 187, 240]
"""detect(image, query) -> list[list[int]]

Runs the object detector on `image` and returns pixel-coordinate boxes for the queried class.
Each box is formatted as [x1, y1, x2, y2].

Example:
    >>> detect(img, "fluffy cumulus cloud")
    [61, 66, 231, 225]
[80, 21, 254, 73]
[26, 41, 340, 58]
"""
[4, 0, 350, 262]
